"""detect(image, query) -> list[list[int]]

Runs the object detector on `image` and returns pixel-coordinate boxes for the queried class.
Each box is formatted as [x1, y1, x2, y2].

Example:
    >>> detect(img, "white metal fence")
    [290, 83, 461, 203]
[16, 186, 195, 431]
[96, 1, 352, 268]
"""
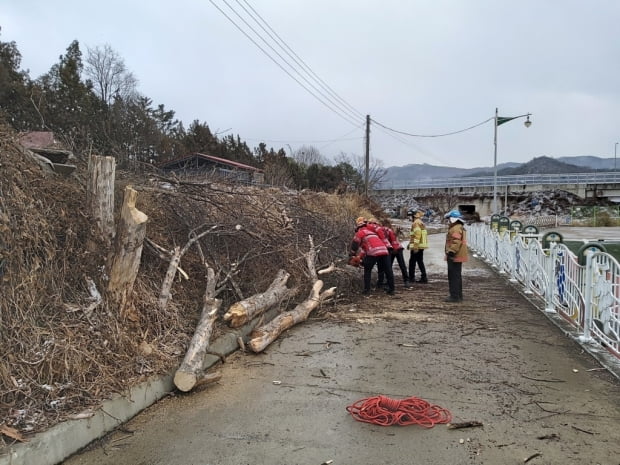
[467, 223, 620, 360]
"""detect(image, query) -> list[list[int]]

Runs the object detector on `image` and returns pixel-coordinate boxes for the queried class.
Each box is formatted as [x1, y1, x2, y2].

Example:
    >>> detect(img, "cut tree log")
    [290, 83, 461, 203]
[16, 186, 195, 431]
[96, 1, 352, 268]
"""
[174, 268, 222, 392]
[86, 154, 116, 246]
[223, 269, 293, 328]
[248, 280, 336, 353]
[106, 186, 148, 317]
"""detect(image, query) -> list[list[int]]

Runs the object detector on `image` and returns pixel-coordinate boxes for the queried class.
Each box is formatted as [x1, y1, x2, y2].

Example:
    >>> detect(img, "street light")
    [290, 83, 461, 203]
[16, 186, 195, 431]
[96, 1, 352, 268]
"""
[493, 108, 532, 214]
[615, 142, 618, 172]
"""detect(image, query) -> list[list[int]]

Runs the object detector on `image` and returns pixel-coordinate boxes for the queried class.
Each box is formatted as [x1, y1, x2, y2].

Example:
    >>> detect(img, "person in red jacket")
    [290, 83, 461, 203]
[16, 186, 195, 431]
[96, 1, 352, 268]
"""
[377, 219, 410, 288]
[350, 217, 395, 295]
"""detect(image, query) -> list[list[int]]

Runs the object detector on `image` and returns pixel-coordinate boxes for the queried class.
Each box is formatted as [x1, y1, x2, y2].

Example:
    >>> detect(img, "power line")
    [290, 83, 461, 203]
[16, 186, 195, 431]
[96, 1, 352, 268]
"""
[209, 0, 361, 126]
[221, 0, 360, 122]
[237, 0, 365, 120]
[371, 116, 494, 137]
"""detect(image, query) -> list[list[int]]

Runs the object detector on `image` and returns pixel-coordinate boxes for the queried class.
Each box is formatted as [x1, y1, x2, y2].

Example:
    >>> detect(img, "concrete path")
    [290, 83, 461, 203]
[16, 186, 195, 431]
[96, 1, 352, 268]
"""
[3, 228, 619, 465]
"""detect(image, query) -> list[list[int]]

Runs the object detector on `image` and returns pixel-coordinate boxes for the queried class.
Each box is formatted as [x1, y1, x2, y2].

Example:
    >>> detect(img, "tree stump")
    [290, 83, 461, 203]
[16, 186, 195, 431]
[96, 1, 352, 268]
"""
[86, 154, 116, 246]
[106, 186, 147, 316]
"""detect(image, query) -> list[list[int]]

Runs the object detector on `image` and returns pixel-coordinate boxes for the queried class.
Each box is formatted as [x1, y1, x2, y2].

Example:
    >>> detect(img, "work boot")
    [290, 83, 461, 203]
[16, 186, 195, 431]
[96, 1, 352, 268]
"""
[444, 296, 460, 302]
[404, 280, 412, 288]
[417, 277, 428, 284]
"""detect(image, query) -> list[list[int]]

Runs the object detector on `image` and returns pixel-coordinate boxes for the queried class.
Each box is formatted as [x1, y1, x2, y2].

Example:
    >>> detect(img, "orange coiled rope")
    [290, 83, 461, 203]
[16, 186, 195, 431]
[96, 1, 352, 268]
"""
[346, 395, 452, 427]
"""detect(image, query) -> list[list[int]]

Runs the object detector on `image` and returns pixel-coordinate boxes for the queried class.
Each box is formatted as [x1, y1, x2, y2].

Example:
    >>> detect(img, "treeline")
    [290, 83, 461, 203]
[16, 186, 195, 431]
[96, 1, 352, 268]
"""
[0, 29, 382, 192]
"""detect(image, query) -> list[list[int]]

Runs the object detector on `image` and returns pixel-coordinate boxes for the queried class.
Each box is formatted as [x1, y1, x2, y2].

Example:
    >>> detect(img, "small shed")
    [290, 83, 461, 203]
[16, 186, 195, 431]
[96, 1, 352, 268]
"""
[160, 152, 264, 184]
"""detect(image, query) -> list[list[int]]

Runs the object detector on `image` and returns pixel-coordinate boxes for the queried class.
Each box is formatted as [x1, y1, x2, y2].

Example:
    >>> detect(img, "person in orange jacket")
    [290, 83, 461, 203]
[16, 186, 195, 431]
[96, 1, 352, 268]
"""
[444, 209, 468, 302]
[350, 217, 395, 295]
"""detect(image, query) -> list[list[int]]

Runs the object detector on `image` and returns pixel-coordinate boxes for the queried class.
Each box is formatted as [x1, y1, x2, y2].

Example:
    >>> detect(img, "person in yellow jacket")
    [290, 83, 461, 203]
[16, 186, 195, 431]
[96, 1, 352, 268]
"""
[444, 209, 468, 302]
[408, 210, 428, 283]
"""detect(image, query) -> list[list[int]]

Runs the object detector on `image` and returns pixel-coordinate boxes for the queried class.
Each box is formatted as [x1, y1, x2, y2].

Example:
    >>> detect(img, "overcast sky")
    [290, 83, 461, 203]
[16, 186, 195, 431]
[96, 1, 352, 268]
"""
[2, 0, 620, 169]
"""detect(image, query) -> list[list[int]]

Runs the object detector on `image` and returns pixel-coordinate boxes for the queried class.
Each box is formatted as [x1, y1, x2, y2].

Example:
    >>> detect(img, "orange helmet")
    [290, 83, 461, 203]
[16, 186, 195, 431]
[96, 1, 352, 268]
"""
[355, 216, 366, 227]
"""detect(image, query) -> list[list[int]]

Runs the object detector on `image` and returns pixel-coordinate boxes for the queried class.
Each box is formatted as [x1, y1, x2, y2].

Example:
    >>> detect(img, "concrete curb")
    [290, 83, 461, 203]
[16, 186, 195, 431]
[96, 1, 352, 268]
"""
[0, 306, 282, 465]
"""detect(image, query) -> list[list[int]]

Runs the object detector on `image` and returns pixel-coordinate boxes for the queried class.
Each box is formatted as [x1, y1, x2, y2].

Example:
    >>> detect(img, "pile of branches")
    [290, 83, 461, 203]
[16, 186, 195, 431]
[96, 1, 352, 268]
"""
[0, 123, 375, 441]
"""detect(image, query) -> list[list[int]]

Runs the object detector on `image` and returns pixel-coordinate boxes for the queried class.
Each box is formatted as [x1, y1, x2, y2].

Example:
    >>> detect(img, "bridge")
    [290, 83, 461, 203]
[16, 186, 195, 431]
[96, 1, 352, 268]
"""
[372, 172, 620, 216]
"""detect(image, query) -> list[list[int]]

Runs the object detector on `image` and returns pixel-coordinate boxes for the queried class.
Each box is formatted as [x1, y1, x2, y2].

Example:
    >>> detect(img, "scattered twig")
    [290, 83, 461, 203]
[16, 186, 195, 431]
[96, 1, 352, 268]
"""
[533, 401, 565, 415]
[571, 425, 595, 435]
[521, 374, 565, 383]
[524, 452, 541, 463]
[447, 421, 483, 430]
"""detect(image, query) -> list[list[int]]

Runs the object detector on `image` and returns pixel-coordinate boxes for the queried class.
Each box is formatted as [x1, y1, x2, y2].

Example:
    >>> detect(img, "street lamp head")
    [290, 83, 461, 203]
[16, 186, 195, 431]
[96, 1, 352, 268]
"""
[524, 115, 532, 128]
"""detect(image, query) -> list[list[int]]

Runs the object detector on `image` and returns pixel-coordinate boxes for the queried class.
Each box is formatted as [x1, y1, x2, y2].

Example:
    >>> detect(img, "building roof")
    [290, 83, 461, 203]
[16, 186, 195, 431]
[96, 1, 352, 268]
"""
[19, 131, 58, 149]
[160, 152, 263, 172]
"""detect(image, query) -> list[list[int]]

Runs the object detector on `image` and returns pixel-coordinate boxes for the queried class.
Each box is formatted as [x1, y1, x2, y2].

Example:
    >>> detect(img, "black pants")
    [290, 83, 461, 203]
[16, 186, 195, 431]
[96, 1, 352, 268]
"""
[364, 254, 394, 292]
[408, 250, 427, 282]
[378, 249, 408, 284]
[447, 260, 462, 300]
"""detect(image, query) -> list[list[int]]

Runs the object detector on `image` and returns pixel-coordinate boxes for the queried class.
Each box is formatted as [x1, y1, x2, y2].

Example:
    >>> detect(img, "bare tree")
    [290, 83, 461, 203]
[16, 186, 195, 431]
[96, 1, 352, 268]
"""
[85, 44, 138, 105]
[293, 145, 326, 167]
[335, 152, 387, 193]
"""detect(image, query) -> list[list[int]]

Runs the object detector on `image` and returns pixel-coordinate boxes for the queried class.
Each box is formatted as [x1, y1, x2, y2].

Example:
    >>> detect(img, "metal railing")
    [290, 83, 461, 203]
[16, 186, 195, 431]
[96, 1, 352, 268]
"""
[467, 223, 620, 360]
[375, 171, 620, 191]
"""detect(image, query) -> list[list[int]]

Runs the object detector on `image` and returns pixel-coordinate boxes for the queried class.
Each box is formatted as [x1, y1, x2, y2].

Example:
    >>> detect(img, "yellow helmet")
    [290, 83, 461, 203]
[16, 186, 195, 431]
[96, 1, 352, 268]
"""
[355, 216, 366, 227]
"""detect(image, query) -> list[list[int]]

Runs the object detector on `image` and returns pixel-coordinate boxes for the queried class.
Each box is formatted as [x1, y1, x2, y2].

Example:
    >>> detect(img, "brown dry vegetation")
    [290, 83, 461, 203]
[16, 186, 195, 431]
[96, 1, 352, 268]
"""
[0, 123, 383, 442]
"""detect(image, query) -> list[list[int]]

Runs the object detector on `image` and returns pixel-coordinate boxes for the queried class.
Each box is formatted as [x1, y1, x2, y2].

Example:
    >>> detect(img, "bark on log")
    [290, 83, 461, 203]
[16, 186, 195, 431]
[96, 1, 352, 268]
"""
[106, 186, 148, 316]
[223, 269, 292, 328]
[86, 155, 116, 246]
[248, 280, 336, 353]
[174, 268, 222, 392]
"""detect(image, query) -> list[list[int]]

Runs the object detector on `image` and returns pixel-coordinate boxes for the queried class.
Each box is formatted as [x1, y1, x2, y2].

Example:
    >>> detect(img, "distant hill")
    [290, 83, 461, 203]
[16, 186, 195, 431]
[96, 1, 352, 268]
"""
[383, 155, 615, 181]
[497, 156, 591, 175]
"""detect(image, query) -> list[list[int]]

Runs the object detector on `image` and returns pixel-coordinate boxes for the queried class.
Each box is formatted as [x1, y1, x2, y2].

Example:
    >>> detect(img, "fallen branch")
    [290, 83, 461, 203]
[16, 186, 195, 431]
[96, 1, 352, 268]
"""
[144, 238, 189, 280]
[248, 280, 336, 353]
[173, 268, 222, 392]
[247, 235, 337, 352]
[158, 225, 217, 310]
[223, 269, 293, 328]
[318, 262, 336, 275]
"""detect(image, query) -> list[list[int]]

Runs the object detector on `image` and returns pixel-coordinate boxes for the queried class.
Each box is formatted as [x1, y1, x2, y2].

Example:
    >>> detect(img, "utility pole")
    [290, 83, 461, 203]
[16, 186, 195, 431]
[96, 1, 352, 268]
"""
[364, 114, 370, 197]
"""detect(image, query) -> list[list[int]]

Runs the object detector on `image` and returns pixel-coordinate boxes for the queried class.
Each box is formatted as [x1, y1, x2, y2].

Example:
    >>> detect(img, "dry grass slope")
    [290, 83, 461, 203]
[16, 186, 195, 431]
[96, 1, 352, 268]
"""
[0, 124, 380, 442]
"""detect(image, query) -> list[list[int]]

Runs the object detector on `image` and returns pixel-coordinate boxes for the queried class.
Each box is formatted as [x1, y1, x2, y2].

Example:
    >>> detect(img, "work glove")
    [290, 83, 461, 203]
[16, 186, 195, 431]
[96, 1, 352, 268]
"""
[348, 255, 362, 267]
[447, 252, 456, 261]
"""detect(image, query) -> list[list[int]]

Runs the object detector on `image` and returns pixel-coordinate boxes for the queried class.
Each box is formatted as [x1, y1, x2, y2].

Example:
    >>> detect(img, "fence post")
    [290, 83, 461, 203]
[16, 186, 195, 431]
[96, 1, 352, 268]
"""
[545, 244, 556, 313]
[509, 235, 519, 282]
[524, 241, 534, 294]
[579, 253, 594, 342]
